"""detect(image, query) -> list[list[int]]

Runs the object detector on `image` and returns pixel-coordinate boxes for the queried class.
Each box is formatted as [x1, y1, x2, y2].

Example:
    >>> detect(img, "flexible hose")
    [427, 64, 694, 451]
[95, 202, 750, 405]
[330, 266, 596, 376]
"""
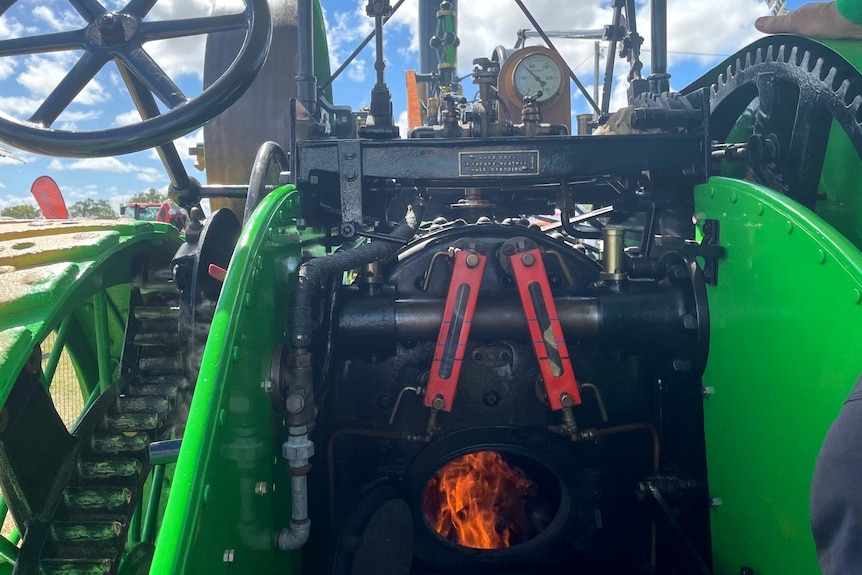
[289, 195, 424, 348]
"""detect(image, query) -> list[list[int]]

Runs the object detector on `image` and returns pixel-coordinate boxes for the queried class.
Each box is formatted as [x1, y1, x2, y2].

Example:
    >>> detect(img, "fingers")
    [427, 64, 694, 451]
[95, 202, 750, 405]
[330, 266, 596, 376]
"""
[753, 2, 862, 40]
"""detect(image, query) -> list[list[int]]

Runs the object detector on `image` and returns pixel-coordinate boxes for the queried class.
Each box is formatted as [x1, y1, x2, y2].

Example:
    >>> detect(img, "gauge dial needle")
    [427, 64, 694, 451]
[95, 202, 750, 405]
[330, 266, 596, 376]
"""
[524, 66, 546, 87]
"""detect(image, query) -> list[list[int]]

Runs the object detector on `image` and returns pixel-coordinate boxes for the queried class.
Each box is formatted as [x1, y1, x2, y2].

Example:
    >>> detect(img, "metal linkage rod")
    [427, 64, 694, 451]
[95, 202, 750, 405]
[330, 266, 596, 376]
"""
[318, 0, 408, 94]
[512, 0, 601, 115]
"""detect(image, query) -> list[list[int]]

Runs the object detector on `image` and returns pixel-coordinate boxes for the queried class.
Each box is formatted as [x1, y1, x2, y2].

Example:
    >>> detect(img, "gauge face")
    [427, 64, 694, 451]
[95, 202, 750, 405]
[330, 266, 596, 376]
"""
[513, 53, 563, 102]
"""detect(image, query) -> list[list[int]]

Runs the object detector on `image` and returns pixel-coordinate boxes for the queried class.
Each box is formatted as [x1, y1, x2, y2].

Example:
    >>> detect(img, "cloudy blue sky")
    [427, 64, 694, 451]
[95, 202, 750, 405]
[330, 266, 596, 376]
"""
[0, 0, 791, 213]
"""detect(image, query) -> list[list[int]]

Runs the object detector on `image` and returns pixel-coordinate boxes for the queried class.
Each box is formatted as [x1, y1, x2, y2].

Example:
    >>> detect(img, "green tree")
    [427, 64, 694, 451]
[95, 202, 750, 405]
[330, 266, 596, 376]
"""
[128, 188, 167, 203]
[1, 204, 40, 219]
[69, 199, 117, 219]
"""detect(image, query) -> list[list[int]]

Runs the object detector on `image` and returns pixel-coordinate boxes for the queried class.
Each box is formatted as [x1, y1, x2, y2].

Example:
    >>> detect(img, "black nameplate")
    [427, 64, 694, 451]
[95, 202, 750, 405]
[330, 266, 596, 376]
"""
[458, 150, 539, 176]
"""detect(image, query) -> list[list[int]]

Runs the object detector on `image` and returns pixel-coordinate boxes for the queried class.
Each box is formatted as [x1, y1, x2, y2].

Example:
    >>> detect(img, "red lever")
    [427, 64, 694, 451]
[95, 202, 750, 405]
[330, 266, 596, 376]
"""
[207, 264, 227, 283]
[423, 250, 486, 411]
[509, 248, 581, 410]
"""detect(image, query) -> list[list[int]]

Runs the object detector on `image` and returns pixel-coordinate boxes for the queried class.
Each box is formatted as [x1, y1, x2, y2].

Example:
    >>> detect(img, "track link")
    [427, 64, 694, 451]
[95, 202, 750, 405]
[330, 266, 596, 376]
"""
[22, 269, 187, 575]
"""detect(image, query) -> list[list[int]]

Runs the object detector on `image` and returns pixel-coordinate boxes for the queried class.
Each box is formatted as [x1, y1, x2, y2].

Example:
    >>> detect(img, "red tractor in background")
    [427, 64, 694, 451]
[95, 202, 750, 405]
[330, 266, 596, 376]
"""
[120, 201, 187, 230]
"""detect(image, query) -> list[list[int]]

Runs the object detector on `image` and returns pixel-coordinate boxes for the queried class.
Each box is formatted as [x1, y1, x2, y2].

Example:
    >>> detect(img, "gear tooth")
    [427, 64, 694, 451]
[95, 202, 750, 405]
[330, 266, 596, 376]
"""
[836, 78, 851, 102]
[765, 44, 774, 63]
[799, 50, 811, 72]
[789, 46, 800, 66]
[812, 57, 824, 79]
[851, 95, 862, 120]
[744, 52, 753, 70]
[824, 67, 838, 90]
[776, 44, 786, 63]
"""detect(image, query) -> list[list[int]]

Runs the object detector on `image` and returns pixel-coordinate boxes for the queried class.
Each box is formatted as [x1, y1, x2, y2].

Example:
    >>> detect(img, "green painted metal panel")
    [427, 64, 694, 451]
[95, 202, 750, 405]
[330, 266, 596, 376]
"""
[152, 186, 303, 574]
[696, 177, 862, 575]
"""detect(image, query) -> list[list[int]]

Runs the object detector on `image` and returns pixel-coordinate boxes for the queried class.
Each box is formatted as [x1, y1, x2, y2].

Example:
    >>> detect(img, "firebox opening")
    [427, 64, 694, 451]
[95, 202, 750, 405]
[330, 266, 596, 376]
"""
[420, 449, 562, 550]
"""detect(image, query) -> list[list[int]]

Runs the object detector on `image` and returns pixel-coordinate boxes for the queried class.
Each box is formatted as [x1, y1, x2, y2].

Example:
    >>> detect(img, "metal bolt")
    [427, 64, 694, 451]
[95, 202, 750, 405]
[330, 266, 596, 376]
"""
[521, 252, 535, 267]
[262, 379, 273, 393]
[223, 549, 235, 563]
[709, 496, 723, 509]
[285, 394, 305, 414]
[344, 166, 358, 181]
[482, 390, 500, 407]
[701, 386, 715, 398]
[559, 392, 574, 408]
[465, 253, 479, 268]
[254, 482, 268, 495]
[431, 394, 445, 410]
[97, 12, 117, 28]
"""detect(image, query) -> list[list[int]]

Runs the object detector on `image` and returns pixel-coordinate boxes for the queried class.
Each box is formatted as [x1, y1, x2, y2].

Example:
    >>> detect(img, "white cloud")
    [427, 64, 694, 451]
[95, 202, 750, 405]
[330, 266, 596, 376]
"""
[115, 109, 142, 126]
[347, 58, 367, 83]
[32, 6, 80, 31]
[17, 54, 109, 107]
[49, 157, 138, 174]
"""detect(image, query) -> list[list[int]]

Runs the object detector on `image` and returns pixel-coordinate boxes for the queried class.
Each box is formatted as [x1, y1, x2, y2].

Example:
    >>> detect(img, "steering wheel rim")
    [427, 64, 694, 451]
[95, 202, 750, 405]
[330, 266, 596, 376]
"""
[0, 0, 272, 157]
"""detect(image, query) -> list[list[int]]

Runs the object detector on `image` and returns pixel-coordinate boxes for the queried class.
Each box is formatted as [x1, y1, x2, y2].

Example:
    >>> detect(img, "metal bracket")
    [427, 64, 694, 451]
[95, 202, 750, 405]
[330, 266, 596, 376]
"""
[338, 140, 364, 226]
[698, 219, 722, 286]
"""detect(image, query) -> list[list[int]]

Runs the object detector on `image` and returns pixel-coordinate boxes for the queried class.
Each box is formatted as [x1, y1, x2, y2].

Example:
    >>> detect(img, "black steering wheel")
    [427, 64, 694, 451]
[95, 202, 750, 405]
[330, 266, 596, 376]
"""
[0, 0, 272, 157]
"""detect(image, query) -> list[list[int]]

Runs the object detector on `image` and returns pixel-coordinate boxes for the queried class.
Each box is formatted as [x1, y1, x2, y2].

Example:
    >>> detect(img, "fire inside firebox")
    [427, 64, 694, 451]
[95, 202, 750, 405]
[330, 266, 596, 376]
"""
[421, 450, 559, 550]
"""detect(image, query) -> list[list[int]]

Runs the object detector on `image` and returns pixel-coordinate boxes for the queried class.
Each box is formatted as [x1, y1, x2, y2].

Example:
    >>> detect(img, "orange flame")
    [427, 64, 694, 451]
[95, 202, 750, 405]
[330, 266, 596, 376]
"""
[422, 450, 534, 549]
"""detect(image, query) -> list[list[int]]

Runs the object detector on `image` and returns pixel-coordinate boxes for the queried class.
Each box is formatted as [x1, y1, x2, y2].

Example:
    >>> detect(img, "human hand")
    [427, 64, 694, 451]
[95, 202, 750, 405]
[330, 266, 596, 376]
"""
[755, 1, 862, 40]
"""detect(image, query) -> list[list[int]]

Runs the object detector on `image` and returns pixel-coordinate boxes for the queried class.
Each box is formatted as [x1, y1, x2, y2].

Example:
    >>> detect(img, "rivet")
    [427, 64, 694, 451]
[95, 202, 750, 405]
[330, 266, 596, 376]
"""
[756, 202, 764, 216]
[521, 252, 535, 267]
[203, 484, 211, 504]
[709, 496, 723, 509]
[702, 386, 715, 398]
[232, 346, 239, 362]
[244, 292, 251, 307]
[853, 289, 862, 305]
[223, 549, 235, 563]
[817, 249, 826, 264]
[465, 253, 479, 268]
[709, 188, 715, 198]
[218, 408, 226, 427]
[729, 190, 737, 204]
[254, 482, 268, 495]
[786, 221, 794, 234]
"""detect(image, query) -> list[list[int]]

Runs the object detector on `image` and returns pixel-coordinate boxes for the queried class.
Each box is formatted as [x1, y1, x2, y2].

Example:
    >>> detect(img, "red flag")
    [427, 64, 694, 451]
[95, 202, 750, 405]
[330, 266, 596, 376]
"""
[30, 176, 68, 219]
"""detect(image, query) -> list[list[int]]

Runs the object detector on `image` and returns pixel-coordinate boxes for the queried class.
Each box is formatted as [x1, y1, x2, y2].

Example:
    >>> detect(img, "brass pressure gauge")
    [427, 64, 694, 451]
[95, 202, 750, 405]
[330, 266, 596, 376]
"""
[498, 46, 571, 131]
[513, 52, 563, 102]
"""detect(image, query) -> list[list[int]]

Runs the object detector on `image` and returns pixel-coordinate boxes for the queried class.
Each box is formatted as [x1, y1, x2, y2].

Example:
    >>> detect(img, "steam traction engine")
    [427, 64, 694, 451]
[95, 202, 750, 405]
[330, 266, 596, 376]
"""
[0, 1, 860, 575]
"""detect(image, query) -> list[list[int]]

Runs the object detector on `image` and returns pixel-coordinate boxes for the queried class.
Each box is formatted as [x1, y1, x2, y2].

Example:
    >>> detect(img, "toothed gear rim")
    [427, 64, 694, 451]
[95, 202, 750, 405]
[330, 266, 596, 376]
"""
[688, 35, 862, 208]
[16, 266, 191, 575]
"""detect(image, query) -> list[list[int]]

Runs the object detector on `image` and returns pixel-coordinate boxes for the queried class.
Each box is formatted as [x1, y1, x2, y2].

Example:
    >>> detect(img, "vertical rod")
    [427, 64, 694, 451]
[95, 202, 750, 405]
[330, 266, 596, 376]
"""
[601, 4, 622, 115]
[129, 495, 142, 544]
[418, 0, 438, 75]
[42, 318, 71, 389]
[593, 41, 600, 120]
[296, 0, 317, 115]
[142, 465, 166, 544]
[93, 292, 112, 394]
[374, 14, 385, 85]
[650, 0, 669, 92]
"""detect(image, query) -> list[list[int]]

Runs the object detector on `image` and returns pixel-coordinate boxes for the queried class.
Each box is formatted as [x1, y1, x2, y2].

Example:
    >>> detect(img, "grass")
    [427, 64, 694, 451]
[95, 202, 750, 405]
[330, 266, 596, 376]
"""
[1, 331, 84, 541]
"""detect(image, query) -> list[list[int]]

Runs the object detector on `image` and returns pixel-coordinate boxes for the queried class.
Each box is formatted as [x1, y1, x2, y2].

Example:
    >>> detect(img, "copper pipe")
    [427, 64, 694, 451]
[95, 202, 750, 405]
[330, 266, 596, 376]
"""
[574, 422, 660, 567]
[327, 427, 427, 522]
[579, 383, 608, 422]
[575, 422, 660, 473]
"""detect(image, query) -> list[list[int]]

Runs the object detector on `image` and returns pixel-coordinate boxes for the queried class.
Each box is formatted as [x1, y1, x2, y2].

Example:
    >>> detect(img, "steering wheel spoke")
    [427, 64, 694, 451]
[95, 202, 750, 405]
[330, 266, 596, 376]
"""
[68, 0, 106, 21]
[0, 29, 86, 57]
[139, 12, 250, 42]
[0, 0, 271, 156]
[28, 50, 110, 128]
[120, 46, 188, 109]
